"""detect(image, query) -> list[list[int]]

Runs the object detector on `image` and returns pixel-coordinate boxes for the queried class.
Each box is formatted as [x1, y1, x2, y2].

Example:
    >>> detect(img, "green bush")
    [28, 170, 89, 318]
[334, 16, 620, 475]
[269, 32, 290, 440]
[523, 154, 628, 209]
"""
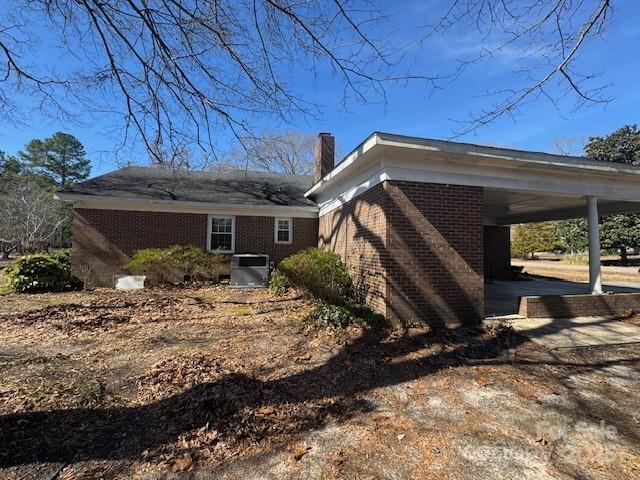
[268, 269, 290, 295]
[270, 247, 351, 303]
[52, 248, 72, 268]
[349, 304, 388, 329]
[308, 303, 387, 330]
[125, 245, 226, 285]
[2, 253, 81, 294]
[308, 304, 354, 329]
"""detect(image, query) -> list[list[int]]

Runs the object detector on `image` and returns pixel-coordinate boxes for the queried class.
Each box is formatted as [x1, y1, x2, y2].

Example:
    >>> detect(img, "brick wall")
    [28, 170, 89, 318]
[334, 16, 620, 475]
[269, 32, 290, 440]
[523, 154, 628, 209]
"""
[519, 293, 640, 318]
[483, 226, 512, 280]
[72, 208, 318, 286]
[235, 216, 319, 264]
[319, 181, 484, 327]
[319, 183, 388, 314]
[385, 181, 484, 327]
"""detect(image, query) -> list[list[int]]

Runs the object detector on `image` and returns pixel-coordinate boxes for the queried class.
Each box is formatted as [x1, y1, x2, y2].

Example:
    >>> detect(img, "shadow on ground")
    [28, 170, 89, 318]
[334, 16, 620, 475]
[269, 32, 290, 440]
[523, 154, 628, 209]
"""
[2, 321, 638, 469]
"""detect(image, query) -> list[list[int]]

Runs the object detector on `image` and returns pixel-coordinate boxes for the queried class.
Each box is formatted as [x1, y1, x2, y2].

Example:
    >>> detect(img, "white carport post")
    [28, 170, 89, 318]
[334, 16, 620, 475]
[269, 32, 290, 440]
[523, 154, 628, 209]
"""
[587, 196, 603, 295]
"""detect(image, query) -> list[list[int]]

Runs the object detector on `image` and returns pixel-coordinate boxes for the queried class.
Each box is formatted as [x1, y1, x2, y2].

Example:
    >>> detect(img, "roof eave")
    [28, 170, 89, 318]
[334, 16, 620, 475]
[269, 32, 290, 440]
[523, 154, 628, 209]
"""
[304, 132, 640, 199]
[55, 192, 320, 216]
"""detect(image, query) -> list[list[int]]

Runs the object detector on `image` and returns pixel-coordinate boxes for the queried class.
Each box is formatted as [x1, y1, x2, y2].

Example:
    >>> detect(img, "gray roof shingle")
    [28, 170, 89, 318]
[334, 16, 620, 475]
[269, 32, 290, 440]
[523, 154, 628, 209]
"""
[59, 166, 317, 208]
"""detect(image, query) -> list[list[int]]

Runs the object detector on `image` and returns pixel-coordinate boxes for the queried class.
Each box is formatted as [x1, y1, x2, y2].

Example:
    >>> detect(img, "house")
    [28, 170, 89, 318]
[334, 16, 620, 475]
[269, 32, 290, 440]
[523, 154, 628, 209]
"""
[58, 132, 640, 327]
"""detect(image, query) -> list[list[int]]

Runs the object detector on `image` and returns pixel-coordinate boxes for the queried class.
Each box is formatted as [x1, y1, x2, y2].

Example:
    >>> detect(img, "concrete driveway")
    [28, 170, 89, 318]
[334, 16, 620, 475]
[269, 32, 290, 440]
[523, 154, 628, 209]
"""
[485, 278, 640, 349]
[508, 316, 640, 349]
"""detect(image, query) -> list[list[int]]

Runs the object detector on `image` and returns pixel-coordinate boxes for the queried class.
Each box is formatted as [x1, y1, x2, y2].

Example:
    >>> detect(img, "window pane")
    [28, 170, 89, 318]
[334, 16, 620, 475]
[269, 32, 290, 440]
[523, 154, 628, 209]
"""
[277, 229, 289, 242]
[211, 233, 232, 251]
[210, 217, 233, 250]
[212, 217, 232, 233]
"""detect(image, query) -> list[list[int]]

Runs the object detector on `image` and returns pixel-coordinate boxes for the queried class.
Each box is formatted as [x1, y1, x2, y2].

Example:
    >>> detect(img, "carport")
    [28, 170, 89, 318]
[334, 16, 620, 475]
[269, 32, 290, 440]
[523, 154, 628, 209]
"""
[307, 133, 640, 326]
[480, 155, 640, 318]
[484, 187, 640, 295]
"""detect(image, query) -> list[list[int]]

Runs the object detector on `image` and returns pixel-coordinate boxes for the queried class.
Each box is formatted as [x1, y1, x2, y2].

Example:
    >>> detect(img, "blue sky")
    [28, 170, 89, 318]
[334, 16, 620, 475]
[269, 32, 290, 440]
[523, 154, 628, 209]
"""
[1, 0, 639, 176]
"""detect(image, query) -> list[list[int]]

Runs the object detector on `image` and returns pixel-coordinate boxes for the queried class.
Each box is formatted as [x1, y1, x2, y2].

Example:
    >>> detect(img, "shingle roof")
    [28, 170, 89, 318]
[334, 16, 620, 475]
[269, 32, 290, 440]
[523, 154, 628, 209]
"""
[59, 166, 317, 208]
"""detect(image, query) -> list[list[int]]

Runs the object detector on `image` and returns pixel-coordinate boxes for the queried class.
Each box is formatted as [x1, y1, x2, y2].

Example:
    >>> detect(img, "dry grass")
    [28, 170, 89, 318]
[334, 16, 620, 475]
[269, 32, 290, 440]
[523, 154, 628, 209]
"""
[0, 286, 639, 479]
[522, 266, 640, 284]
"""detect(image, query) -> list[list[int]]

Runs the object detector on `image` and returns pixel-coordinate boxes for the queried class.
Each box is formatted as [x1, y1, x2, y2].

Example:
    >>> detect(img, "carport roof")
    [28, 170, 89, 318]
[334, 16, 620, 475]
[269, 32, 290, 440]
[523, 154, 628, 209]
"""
[306, 132, 640, 223]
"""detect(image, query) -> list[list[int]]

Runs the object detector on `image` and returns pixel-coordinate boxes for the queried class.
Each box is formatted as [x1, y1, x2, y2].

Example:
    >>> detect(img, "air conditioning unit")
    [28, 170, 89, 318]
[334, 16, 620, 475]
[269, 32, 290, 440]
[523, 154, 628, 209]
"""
[230, 254, 270, 288]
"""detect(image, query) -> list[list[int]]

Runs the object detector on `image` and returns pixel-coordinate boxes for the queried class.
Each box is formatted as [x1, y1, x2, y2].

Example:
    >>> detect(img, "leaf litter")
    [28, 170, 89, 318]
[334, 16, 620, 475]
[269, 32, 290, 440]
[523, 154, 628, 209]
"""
[0, 286, 638, 479]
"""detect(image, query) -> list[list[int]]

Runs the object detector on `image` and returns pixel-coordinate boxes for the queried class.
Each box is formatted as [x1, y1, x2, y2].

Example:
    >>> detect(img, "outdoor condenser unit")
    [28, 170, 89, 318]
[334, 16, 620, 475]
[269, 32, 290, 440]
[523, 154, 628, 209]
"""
[230, 254, 270, 288]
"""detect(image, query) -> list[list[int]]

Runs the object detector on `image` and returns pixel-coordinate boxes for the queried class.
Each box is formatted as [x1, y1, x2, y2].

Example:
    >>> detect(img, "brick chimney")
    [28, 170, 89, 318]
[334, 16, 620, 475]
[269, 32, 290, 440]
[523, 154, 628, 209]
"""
[314, 132, 335, 183]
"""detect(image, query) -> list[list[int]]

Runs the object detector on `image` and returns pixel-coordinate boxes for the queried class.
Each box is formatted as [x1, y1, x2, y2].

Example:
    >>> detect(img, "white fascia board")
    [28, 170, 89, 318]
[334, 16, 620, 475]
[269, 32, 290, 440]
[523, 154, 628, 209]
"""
[375, 133, 640, 175]
[310, 131, 640, 201]
[384, 154, 640, 203]
[55, 193, 319, 218]
[315, 153, 640, 217]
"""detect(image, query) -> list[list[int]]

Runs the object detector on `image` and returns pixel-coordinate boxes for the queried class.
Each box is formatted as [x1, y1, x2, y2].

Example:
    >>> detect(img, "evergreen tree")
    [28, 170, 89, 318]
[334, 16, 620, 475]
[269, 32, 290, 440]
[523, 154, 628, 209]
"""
[0, 151, 24, 180]
[511, 222, 559, 259]
[600, 214, 640, 263]
[554, 219, 588, 254]
[584, 125, 640, 263]
[19, 132, 90, 186]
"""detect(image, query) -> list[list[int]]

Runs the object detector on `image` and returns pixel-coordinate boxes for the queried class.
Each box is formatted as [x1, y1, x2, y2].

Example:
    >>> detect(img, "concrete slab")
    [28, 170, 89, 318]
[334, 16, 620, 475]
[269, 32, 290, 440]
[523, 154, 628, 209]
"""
[485, 278, 640, 317]
[506, 316, 640, 349]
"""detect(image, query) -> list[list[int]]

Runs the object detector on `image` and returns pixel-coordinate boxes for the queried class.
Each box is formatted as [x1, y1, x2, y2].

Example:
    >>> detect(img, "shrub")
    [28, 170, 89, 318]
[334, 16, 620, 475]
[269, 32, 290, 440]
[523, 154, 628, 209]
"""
[51, 248, 72, 268]
[2, 253, 81, 293]
[308, 304, 354, 329]
[307, 302, 387, 330]
[268, 269, 290, 295]
[125, 245, 226, 286]
[271, 247, 351, 303]
[349, 304, 388, 329]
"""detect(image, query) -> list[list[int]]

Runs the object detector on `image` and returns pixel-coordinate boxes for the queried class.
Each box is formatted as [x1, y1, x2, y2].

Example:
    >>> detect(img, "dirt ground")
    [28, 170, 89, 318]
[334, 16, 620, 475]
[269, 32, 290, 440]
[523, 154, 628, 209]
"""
[1, 287, 639, 479]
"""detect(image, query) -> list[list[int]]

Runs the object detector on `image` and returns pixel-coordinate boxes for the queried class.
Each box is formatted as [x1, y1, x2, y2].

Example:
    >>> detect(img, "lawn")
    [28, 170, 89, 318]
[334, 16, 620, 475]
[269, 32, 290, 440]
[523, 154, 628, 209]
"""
[0, 286, 639, 479]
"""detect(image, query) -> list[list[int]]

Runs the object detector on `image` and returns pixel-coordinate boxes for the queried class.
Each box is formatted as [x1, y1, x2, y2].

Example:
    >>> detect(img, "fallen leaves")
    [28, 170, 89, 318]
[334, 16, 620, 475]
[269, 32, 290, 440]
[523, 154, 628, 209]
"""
[1, 285, 639, 480]
[171, 453, 194, 472]
[290, 442, 311, 461]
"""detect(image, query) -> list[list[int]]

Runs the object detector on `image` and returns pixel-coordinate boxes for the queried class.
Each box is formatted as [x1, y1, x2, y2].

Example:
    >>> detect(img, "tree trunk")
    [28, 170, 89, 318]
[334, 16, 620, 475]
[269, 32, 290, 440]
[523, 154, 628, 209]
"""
[1, 251, 9, 260]
[620, 247, 628, 265]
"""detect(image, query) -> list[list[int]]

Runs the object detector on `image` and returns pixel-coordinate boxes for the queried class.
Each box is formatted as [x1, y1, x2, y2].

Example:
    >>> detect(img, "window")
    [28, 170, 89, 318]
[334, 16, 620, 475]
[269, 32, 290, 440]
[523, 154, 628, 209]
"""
[275, 218, 292, 244]
[208, 216, 234, 252]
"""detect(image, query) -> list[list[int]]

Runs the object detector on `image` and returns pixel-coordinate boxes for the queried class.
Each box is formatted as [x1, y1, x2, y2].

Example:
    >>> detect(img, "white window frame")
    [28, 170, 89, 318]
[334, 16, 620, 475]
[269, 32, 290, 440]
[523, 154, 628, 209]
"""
[207, 215, 235, 253]
[274, 217, 293, 245]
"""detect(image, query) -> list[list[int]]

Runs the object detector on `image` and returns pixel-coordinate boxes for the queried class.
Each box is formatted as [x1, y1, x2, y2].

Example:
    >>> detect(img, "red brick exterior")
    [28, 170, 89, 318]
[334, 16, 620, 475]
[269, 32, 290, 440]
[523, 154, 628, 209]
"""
[319, 181, 484, 327]
[519, 293, 640, 318]
[483, 226, 512, 280]
[72, 208, 318, 286]
[235, 216, 319, 264]
[319, 183, 388, 314]
[314, 133, 335, 183]
[73, 180, 484, 325]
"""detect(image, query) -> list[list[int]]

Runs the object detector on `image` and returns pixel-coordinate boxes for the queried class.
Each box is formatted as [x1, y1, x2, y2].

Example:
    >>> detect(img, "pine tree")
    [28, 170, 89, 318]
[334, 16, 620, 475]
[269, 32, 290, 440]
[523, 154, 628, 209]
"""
[19, 132, 90, 186]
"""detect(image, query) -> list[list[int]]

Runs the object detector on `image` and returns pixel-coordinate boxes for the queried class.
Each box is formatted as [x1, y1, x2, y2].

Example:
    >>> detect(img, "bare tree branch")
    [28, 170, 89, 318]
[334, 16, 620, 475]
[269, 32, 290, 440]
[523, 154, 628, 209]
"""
[1, 1, 437, 167]
[424, 0, 614, 136]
